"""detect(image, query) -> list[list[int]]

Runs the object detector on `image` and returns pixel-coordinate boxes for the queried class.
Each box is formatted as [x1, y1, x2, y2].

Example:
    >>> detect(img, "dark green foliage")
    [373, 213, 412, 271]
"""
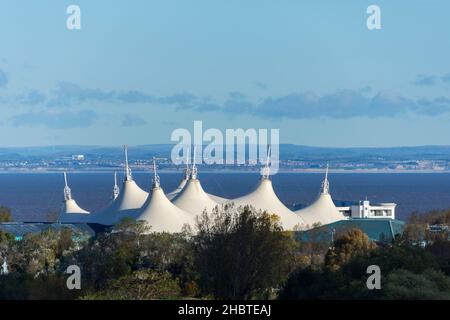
[384, 269, 450, 299]
[1, 208, 450, 300]
[281, 227, 450, 300]
[81, 269, 182, 300]
[0, 274, 81, 300]
[427, 240, 450, 275]
[193, 205, 298, 299]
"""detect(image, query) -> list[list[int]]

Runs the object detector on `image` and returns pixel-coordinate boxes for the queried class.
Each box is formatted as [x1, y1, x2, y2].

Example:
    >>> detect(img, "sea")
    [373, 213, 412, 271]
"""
[1, 172, 450, 222]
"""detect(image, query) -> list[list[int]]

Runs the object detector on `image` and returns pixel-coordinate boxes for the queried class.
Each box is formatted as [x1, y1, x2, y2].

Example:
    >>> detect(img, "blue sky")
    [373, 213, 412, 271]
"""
[0, 0, 450, 147]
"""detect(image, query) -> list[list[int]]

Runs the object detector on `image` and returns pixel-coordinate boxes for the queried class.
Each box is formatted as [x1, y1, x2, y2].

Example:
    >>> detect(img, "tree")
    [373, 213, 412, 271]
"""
[401, 212, 427, 245]
[279, 266, 346, 299]
[7, 228, 82, 276]
[0, 206, 12, 222]
[384, 269, 450, 299]
[193, 204, 298, 299]
[138, 231, 198, 296]
[427, 240, 450, 275]
[81, 269, 181, 300]
[325, 229, 377, 270]
[0, 230, 14, 262]
[74, 227, 140, 289]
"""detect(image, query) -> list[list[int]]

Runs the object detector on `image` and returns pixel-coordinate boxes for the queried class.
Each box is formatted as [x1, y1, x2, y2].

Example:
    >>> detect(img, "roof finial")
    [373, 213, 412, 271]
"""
[124, 145, 132, 181]
[321, 163, 330, 194]
[63, 172, 72, 201]
[191, 145, 198, 180]
[261, 144, 271, 179]
[112, 171, 120, 200]
[152, 157, 160, 188]
[184, 150, 191, 180]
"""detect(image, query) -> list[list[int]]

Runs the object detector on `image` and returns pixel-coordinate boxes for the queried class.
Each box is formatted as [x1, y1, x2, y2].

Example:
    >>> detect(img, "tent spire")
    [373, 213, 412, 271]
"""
[124, 145, 132, 182]
[261, 145, 271, 179]
[184, 150, 191, 180]
[321, 163, 330, 194]
[112, 171, 120, 199]
[191, 146, 198, 180]
[152, 157, 160, 188]
[63, 172, 72, 201]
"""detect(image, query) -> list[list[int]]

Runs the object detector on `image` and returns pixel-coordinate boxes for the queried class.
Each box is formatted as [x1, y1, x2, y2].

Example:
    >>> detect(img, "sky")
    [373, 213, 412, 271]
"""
[0, 0, 450, 147]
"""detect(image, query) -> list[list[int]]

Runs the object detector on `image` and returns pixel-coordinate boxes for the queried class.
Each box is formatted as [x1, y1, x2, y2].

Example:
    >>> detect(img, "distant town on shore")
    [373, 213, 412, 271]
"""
[1, 144, 450, 173]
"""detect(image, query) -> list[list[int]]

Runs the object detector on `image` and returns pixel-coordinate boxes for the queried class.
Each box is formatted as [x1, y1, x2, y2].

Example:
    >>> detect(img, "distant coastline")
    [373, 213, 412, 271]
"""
[1, 168, 450, 174]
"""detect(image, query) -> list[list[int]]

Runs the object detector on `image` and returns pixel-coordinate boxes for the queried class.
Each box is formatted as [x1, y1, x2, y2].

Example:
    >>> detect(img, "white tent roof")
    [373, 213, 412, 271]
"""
[228, 147, 305, 230]
[172, 178, 219, 215]
[167, 177, 188, 200]
[89, 179, 148, 225]
[58, 172, 90, 223]
[167, 151, 228, 204]
[171, 155, 220, 215]
[295, 166, 346, 228]
[207, 193, 228, 204]
[88, 146, 148, 225]
[136, 159, 194, 233]
[230, 177, 305, 230]
[59, 200, 90, 223]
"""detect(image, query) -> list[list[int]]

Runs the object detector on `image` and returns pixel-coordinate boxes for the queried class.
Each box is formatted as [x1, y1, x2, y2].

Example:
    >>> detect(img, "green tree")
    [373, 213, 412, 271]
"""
[427, 240, 450, 275]
[8, 228, 81, 276]
[384, 269, 450, 299]
[193, 204, 298, 299]
[138, 231, 198, 296]
[81, 269, 181, 300]
[325, 229, 377, 270]
[279, 266, 346, 299]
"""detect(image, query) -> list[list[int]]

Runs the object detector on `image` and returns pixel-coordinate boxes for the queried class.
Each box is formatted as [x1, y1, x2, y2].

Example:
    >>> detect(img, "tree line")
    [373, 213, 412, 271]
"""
[0, 204, 449, 299]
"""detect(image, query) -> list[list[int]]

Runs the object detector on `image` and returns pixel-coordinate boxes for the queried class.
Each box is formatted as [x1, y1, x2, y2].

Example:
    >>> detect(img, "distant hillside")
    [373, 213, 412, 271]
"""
[1, 144, 450, 161]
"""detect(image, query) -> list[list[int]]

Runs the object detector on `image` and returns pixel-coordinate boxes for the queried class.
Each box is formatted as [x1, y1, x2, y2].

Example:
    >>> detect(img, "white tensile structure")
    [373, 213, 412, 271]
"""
[166, 162, 190, 200]
[58, 172, 90, 223]
[172, 151, 219, 216]
[167, 154, 228, 204]
[295, 165, 346, 228]
[136, 158, 194, 233]
[88, 146, 148, 225]
[228, 148, 305, 230]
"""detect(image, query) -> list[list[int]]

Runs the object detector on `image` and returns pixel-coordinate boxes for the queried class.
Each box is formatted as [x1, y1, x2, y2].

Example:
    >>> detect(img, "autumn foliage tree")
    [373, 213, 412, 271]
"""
[325, 229, 377, 270]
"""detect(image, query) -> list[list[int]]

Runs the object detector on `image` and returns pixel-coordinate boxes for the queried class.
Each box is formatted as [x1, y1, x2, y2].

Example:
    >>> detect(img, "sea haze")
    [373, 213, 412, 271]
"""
[0, 172, 450, 222]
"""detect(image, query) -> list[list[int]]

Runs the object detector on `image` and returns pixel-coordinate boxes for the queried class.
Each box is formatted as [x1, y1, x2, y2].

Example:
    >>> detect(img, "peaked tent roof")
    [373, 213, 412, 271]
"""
[295, 165, 346, 228]
[206, 193, 228, 204]
[167, 149, 228, 204]
[228, 147, 305, 230]
[230, 177, 305, 230]
[172, 151, 219, 215]
[167, 162, 190, 200]
[88, 146, 148, 225]
[59, 172, 90, 223]
[136, 159, 194, 233]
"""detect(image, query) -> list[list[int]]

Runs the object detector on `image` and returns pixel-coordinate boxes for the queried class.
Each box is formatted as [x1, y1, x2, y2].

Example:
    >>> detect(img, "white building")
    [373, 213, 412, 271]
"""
[71, 154, 85, 161]
[337, 200, 396, 219]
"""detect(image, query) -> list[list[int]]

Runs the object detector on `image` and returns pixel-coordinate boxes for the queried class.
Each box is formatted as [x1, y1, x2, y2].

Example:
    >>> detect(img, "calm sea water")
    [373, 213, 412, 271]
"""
[1, 172, 450, 222]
